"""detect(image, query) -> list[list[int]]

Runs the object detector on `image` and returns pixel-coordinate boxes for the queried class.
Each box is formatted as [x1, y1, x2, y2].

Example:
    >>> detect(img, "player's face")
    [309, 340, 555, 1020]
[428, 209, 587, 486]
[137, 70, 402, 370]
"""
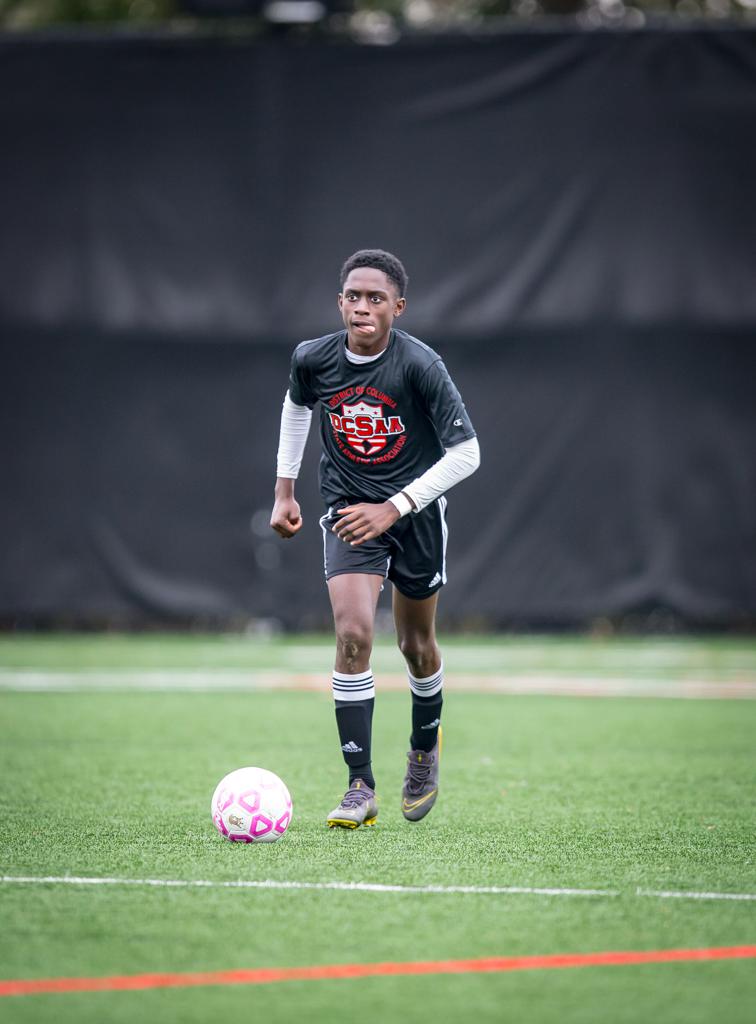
[338, 268, 406, 353]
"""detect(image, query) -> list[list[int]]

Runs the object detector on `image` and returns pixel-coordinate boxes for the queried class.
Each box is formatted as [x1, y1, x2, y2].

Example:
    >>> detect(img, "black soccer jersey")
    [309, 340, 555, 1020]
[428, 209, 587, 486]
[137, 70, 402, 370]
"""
[288, 329, 476, 506]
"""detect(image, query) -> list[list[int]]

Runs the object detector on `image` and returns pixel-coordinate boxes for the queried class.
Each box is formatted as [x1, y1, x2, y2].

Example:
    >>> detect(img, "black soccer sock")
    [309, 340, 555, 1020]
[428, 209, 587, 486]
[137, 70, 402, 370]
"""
[410, 691, 443, 752]
[335, 700, 375, 789]
[408, 663, 444, 752]
[332, 669, 376, 791]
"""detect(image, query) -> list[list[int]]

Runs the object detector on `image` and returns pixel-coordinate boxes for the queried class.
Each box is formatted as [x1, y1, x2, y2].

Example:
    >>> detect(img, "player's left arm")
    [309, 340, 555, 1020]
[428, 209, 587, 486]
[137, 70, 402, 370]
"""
[333, 500, 401, 545]
[333, 437, 480, 546]
[334, 357, 479, 546]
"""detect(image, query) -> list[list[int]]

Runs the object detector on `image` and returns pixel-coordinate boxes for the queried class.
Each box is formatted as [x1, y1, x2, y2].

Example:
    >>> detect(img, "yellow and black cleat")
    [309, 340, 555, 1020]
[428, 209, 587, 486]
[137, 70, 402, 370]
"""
[326, 779, 379, 829]
[401, 726, 442, 822]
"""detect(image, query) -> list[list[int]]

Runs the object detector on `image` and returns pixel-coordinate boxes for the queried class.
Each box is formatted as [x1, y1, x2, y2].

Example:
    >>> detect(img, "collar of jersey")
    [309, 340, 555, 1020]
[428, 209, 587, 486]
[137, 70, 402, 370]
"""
[341, 329, 394, 367]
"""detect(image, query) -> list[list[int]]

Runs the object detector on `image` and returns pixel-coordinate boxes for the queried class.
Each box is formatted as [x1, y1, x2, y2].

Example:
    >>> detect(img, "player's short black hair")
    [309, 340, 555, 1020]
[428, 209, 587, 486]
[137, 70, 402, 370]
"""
[340, 249, 408, 298]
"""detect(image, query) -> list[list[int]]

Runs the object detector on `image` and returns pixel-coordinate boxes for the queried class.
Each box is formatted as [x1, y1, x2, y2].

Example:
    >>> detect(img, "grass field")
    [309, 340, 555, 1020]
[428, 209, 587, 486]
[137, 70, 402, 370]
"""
[1, 634, 755, 1022]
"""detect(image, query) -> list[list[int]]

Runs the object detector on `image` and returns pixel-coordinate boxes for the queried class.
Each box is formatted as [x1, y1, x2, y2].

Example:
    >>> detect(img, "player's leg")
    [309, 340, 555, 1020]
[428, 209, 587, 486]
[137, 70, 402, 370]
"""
[321, 510, 391, 828]
[393, 587, 443, 748]
[388, 498, 447, 821]
[330, 571, 382, 786]
[326, 572, 383, 828]
[393, 587, 444, 821]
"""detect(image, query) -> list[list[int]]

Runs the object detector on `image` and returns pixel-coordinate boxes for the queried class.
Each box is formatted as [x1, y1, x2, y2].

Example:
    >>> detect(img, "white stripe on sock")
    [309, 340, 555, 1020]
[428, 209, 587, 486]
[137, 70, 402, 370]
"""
[408, 662, 444, 698]
[332, 669, 375, 702]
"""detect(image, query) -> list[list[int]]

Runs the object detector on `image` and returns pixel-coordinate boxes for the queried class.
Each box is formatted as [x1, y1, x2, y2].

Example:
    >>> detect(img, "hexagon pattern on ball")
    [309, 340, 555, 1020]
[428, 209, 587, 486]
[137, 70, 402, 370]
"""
[211, 766, 293, 844]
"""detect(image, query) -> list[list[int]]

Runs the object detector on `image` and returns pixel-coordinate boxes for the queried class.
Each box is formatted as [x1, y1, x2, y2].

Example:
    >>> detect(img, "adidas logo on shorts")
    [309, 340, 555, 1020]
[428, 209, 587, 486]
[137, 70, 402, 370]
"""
[428, 572, 442, 588]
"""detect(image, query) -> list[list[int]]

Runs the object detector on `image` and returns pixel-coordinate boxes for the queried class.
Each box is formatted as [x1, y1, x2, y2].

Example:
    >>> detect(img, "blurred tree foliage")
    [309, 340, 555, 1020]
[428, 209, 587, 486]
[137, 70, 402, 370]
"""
[0, 0, 753, 30]
[0, 0, 175, 27]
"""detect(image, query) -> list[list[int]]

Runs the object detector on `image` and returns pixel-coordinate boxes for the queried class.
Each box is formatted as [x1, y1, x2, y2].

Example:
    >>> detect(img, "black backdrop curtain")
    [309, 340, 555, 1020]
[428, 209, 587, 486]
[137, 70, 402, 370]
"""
[1, 29, 755, 628]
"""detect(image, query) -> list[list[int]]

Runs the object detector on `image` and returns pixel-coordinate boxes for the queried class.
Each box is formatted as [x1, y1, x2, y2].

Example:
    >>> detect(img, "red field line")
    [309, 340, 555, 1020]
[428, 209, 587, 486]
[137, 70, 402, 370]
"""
[2, 946, 754, 997]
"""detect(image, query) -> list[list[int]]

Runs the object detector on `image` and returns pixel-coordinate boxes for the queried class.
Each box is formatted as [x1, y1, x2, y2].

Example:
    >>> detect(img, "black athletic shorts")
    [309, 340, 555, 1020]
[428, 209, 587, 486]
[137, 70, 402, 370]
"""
[319, 497, 448, 601]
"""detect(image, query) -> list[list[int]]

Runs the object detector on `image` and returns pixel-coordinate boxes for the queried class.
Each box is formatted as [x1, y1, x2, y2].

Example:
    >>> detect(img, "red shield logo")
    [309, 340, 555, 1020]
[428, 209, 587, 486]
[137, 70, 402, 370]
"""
[341, 401, 387, 456]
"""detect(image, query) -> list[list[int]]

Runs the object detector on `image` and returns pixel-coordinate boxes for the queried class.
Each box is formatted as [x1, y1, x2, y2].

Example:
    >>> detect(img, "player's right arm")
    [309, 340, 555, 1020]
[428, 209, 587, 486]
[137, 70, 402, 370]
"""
[270, 391, 312, 540]
[271, 478, 303, 539]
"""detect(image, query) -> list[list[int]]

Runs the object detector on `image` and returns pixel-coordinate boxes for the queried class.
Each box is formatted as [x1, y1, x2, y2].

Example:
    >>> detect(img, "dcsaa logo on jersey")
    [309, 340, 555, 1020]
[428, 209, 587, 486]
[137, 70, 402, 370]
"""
[329, 400, 406, 458]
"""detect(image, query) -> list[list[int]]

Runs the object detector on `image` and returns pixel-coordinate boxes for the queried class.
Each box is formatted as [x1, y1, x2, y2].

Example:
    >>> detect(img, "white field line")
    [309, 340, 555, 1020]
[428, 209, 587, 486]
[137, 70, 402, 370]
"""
[1, 876, 755, 902]
[0, 876, 615, 897]
[636, 888, 756, 902]
[1, 670, 755, 699]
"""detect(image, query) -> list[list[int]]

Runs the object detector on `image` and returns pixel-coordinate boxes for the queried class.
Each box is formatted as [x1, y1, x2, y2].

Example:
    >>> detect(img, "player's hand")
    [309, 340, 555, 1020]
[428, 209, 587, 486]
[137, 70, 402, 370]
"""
[270, 496, 303, 539]
[333, 502, 400, 545]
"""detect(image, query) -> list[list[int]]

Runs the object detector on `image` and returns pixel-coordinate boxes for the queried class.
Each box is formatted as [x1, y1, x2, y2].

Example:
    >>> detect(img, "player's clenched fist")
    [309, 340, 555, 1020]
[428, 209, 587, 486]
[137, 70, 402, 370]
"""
[270, 496, 303, 539]
[333, 502, 400, 546]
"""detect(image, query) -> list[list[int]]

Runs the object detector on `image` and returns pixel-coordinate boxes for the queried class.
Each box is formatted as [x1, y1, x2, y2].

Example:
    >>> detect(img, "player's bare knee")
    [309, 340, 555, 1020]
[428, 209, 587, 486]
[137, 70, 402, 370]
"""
[398, 634, 439, 678]
[336, 624, 373, 671]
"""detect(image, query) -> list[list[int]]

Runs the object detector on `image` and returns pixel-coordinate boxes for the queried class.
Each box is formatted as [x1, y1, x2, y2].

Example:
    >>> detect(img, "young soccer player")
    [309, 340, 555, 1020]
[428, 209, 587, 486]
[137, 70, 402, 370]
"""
[270, 249, 479, 828]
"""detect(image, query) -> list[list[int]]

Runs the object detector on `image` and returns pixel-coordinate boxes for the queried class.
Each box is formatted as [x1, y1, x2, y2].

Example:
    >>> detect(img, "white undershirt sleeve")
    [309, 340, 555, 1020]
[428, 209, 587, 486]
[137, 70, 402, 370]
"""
[276, 391, 313, 479]
[389, 436, 481, 516]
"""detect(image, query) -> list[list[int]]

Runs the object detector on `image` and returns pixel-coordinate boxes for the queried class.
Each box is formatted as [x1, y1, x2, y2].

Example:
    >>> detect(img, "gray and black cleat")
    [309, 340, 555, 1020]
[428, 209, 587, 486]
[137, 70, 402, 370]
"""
[401, 727, 442, 822]
[326, 779, 379, 829]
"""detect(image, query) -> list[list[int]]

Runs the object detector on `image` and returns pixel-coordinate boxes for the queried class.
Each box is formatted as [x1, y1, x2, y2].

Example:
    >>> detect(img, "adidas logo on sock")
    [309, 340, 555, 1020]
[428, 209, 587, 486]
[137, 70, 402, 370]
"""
[341, 741, 363, 753]
[421, 718, 441, 730]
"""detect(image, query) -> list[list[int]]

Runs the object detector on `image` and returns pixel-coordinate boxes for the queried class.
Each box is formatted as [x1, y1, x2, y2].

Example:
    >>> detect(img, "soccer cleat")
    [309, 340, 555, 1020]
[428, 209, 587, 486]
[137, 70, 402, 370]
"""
[401, 727, 442, 822]
[326, 779, 379, 829]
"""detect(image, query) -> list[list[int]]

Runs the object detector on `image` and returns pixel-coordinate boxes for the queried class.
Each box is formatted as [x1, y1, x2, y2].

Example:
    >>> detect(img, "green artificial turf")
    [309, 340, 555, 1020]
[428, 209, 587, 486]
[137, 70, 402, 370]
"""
[0, 631, 755, 678]
[0, 636, 755, 1023]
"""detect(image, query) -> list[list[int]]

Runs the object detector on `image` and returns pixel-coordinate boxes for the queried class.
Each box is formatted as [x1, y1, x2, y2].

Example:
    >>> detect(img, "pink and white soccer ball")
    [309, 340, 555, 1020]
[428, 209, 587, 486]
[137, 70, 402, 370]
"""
[211, 766, 292, 843]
